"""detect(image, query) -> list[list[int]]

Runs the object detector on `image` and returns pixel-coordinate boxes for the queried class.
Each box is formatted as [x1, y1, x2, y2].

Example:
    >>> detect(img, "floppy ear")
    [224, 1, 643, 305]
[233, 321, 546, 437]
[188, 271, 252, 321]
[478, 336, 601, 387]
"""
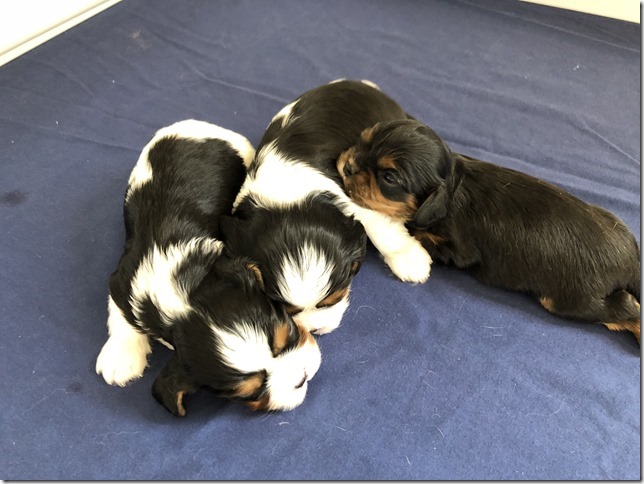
[152, 355, 196, 417]
[413, 184, 449, 229]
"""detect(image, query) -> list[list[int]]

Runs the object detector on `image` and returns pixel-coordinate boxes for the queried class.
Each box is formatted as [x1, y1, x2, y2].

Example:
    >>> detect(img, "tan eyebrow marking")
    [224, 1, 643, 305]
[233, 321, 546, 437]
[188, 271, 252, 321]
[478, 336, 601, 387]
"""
[272, 323, 291, 356]
[316, 287, 349, 308]
[376, 155, 398, 171]
[361, 125, 377, 143]
[246, 394, 271, 411]
[234, 372, 265, 398]
[295, 323, 314, 347]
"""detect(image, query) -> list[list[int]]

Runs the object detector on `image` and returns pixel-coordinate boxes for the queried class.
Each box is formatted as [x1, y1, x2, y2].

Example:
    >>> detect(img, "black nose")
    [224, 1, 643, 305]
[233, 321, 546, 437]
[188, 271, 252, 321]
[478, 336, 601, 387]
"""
[295, 372, 307, 389]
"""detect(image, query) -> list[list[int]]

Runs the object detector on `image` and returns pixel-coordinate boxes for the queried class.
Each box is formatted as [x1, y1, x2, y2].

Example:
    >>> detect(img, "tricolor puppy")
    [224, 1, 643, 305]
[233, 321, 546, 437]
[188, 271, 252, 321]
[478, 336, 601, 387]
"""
[222, 80, 432, 335]
[96, 120, 322, 416]
[338, 119, 641, 342]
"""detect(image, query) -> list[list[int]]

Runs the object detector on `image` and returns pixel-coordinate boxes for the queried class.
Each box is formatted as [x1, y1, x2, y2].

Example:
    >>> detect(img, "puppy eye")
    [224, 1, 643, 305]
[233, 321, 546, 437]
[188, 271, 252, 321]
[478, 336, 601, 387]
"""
[381, 171, 399, 185]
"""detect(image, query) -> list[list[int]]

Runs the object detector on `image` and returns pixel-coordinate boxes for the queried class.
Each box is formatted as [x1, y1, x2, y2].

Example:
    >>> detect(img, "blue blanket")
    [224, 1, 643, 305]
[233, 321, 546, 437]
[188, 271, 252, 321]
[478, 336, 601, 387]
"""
[1, 0, 639, 479]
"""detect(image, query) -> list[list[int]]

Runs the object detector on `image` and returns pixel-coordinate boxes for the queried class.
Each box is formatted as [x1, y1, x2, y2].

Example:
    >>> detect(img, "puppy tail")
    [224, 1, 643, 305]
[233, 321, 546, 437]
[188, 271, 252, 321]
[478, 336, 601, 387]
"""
[601, 290, 640, 343]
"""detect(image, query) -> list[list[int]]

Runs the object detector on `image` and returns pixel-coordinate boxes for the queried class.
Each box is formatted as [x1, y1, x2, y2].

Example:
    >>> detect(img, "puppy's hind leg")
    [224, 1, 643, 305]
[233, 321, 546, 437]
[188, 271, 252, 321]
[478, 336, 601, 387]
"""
[540, 291, 640, 342]
[96, 295, 152, 386]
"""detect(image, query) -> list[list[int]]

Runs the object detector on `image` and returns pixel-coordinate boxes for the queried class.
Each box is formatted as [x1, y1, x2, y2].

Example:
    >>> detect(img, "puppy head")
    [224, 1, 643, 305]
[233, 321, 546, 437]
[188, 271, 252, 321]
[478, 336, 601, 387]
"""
[152, 251, 321, 416]
[338, 119, 458, 229]
[221, 194, 366, 335]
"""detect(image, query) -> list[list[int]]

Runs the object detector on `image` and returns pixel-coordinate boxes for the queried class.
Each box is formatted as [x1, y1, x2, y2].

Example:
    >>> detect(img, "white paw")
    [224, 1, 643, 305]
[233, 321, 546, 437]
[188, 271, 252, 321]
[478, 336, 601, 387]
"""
[96, 335, 151, 386]
[384, 243, 432, 283]
[311, 325, 337, 336]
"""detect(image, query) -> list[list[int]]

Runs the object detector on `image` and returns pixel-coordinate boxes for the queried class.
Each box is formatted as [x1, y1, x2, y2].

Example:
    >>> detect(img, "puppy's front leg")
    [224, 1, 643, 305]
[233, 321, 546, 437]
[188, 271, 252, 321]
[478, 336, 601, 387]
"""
[96, 295, 152, 386]
[352, 205, 432, 283]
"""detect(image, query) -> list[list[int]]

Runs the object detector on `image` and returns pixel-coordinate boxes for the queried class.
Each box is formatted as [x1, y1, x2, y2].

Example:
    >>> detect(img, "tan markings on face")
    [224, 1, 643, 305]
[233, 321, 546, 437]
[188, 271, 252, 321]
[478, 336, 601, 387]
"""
[337, 146, 356, 181]
[376, 155, 397, 171]
[176, 391, 187, 417]
[246, 394, 270, 411]
[272, 323, 291, 356]
[234, 372, 265, 398]
[414, 231, 445, 247]
[246, 263, 265, 290]
[295, 322, 315, 346]
[539, 297, 555, 312]
[284, 303, 303, 316]
[360, 126, 377, 143]
[316, 287, 349, 309]
[345, 167, 417, 222]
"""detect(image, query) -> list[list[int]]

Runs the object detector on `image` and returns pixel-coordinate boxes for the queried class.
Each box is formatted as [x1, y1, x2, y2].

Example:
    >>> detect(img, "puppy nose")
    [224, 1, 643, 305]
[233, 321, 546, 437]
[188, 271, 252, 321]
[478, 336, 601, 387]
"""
[294, 372, 307, 389]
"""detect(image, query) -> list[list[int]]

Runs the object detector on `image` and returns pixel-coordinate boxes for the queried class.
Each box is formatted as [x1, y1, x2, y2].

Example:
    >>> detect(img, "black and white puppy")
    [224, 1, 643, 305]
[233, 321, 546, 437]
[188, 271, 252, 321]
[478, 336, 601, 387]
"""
[338, 119, 641, 341]
[221, 80, 432, 335]
[96, 120, 322, 416]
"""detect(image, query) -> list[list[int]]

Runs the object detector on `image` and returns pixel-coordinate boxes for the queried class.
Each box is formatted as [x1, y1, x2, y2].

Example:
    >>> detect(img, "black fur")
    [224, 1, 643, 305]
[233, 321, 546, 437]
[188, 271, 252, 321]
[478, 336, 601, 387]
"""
[222, 80, 412, 325]
[105, 128, 307, 415]
[344, 119, 641, 340]
[223, 193, 367, 307]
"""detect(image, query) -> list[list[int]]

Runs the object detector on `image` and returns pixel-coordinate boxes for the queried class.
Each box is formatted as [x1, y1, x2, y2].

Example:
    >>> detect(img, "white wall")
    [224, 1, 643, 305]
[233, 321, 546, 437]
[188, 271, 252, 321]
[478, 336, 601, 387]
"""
[0, 0, 121, 67]
[520, 0, 640, 23]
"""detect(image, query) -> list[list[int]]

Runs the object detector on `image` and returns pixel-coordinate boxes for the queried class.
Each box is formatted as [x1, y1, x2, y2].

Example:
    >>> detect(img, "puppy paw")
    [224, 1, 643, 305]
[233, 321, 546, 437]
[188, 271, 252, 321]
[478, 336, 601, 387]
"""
[384, 244, 432, 283]
[311, 325, 337, 336]
[96, 336, 151, 386]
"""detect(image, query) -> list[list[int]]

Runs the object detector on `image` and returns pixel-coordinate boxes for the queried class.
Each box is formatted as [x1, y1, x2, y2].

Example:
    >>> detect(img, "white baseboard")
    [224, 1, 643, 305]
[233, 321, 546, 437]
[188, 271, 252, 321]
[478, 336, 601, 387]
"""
[0, 0, 122, 67]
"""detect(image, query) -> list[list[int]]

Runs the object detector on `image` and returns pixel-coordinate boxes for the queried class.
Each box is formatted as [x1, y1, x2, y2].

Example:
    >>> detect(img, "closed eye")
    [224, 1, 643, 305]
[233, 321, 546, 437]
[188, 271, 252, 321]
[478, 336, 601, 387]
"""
[283, 303, 303, 316]
[380, 170, 399, 185]
[315, 287, 349, 309]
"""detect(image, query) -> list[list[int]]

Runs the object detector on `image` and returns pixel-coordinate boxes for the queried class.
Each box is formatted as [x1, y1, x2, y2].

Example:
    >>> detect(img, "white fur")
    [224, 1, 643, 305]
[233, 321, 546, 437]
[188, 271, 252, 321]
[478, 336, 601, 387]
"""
[130, 238, 223, 325]
[155, 119, 255, 167]
[211, 323, 274, 374]
[96, 296, 152, 386]
[211, 322, 322, 411]
[278, 243, 333, 310]
[360, 79, 380, 90]
[351, 206, 432, 283]
[266, 340, 321, 410]
[126, 144, 154, 200]
[270, 100, 298, 128]
[237, 144, 432, 283]
[126, 120, 255, 201]
[295, 292, 350, 335]
[329, 78, 346, 84]
[234, 142, 345, 211]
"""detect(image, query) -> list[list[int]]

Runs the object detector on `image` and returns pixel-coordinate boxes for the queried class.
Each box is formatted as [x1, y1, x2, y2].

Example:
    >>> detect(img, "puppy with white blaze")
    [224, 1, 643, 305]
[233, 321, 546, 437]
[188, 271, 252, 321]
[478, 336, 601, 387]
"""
[221, 80, 432, 336]
[95, 120, 322, 416]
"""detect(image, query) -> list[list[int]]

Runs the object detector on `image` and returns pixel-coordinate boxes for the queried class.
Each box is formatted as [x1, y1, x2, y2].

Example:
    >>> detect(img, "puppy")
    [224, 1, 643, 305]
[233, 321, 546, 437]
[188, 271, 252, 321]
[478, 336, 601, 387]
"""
[221, 80, 432, 335]
[96, 120, 322, 416]
[338, 119, 641, 341]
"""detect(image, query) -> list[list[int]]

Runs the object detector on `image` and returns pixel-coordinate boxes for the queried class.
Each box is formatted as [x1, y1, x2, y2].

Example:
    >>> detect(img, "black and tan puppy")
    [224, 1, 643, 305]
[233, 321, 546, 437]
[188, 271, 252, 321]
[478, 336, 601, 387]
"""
[338, 119, 640, 342]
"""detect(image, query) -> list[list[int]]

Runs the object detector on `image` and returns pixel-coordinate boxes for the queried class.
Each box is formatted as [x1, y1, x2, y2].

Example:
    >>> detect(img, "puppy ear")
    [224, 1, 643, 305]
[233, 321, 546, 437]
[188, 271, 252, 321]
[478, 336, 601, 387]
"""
[245, 262, 265, 290]
[152, 355, 196, 417]
[413, 184, 449, 229]
[350, 259, 362, 276]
